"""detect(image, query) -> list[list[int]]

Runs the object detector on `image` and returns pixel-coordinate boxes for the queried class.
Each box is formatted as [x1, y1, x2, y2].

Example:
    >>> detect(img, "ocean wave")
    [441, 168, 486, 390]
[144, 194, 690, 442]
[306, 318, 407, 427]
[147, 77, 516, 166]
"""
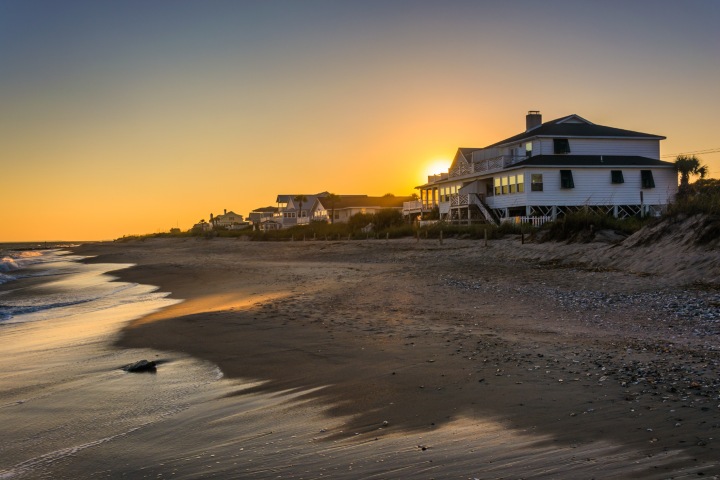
[0, 257, 20, 273]
[0, 283, 167, 325]
[1, 250, 52, 273]
[0, 250, 76, 286]
[0, 298, 97, 321]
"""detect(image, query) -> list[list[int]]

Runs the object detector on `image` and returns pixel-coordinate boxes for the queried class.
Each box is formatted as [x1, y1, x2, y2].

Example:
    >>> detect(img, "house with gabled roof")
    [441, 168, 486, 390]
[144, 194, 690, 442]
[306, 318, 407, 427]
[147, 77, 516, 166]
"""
[275, 192, 329, 228]
[311, 194, 415, 224]
[211, 209, 248, 229]
[411, 111, 677, 225]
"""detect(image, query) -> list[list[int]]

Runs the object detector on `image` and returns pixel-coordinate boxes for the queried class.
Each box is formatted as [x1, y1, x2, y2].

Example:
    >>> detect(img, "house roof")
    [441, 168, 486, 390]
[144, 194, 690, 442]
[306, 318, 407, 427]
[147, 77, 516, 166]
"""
[216, 210, 241, 218]
[276, 192, 328, 203]
[508, 155, 676, 168]
[317, 195, 414, 210]
[250, 206, 278, 213]
[486, 114, 665, 148]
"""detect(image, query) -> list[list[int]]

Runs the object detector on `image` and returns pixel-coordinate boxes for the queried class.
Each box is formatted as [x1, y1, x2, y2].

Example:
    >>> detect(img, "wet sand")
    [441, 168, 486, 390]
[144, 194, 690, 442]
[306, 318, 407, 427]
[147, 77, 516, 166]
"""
[74, 236, 720, 478]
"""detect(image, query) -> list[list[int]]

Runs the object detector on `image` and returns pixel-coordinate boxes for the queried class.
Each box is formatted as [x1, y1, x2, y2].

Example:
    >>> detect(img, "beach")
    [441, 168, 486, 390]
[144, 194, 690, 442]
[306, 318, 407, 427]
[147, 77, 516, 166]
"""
[40, 234, 715, 478]
[59, 238, 720, 478]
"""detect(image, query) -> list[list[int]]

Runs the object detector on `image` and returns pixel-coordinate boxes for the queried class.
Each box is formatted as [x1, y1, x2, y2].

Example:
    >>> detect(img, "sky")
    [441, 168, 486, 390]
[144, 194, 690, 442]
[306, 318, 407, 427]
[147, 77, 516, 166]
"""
[1, 0, 719, 241]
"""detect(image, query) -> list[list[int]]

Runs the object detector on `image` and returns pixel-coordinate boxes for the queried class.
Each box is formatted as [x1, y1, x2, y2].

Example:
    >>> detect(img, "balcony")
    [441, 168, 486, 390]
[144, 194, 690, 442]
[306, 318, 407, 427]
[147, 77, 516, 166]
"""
[402, 200, 423, 216]
[449, 155, 528, 178]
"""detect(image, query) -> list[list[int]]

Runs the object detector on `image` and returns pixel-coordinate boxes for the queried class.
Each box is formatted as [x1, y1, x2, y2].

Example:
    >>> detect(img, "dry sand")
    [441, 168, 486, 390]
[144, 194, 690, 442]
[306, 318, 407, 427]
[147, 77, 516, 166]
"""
[74, 234, 720, 478]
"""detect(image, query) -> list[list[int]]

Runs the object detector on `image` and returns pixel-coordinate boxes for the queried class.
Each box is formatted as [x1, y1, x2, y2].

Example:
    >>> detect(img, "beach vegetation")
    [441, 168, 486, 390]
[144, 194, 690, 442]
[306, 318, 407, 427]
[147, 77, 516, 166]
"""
[371, 209, 404, 231]
[347, 213, 374, 232]
[324, 193, 340, 224]
[666, 178, 720, 217]
[293, 194, 308, 220]
[675, 155, 708, 196]
[537, 210, 650, 243]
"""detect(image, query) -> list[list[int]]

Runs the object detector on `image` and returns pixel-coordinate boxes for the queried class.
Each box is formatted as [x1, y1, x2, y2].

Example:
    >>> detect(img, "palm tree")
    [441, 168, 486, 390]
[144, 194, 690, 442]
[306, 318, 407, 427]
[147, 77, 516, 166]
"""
[293, 194, 308, 222]
[675, 155, 708, 194]
[324, 193, 340, 224]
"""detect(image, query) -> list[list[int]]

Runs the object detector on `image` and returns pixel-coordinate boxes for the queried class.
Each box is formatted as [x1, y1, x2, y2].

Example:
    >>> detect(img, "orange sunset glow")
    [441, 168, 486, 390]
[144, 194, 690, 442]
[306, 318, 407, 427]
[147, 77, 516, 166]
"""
[1, 1, 719, 241]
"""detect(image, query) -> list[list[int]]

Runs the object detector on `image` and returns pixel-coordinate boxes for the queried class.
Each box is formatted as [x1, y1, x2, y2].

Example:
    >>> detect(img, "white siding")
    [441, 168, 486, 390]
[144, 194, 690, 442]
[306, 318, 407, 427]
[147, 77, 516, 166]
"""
[534, 138, 660, 158]
[487, 167, 677, 209]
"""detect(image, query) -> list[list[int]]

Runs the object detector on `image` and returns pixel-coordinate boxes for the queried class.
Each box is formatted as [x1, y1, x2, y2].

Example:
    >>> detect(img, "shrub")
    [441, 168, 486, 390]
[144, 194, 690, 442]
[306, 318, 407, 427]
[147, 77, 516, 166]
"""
[373, 209, 404, 230]
[538, 210, 648, 242]
[666, 178, 720, 217]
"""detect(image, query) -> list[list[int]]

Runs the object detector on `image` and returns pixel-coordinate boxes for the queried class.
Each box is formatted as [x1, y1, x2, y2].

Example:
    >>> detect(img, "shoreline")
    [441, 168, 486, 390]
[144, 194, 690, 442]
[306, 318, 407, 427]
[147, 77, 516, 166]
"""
[72, 237, 720, 477]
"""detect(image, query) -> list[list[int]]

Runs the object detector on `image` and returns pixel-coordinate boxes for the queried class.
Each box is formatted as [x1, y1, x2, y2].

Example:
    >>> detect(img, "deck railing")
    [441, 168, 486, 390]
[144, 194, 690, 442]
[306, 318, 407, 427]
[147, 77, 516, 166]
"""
[449, 155, 529, 178]
[402, 200, 423, 214]
[501, 216, 553, 227]
[450, 193, 469, 206]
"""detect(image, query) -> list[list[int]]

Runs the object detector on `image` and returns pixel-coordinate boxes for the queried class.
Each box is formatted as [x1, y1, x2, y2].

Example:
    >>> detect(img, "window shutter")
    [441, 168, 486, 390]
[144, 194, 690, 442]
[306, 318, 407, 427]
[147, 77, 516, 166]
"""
[641, 170, 655, 189]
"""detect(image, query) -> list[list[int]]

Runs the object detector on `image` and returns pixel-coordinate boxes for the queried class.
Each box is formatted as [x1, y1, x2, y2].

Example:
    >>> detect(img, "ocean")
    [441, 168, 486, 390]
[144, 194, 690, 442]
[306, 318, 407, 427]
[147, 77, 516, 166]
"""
[0, 245, 365, 479]
[0, 245, 229, 479]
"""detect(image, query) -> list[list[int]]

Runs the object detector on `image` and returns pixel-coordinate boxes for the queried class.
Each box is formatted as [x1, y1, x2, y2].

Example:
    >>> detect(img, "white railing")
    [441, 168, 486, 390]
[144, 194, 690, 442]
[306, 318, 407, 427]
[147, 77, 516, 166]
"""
[402, 200, 423, 214]
[473, 155, 528, 174]
[450, 193, 469, 206]
[501, 216, 552, 227]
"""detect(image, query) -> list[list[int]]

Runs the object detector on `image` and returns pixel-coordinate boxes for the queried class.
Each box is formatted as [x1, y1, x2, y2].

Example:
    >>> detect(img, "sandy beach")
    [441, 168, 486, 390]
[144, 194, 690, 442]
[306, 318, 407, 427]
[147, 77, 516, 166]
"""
[70, 234, 720, 478]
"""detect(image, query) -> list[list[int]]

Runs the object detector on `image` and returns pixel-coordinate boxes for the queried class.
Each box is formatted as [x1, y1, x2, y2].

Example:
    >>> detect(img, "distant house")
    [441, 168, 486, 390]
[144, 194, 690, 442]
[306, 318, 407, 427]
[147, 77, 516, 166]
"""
[310, 195, 415, 223]
[248, 206, 278, 227]
[192, 220, 212, 232]
[409, 111, 677, 225]
[258, 219, 282, 231]
[211, 209, 249, 229]
[275, 193, 328, 228]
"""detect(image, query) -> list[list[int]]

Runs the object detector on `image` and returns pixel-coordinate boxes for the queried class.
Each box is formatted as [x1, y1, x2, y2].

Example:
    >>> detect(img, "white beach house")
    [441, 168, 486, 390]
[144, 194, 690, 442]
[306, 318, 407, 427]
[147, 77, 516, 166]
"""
[408, 112, 678, 225]
[274, 193, 329, 228]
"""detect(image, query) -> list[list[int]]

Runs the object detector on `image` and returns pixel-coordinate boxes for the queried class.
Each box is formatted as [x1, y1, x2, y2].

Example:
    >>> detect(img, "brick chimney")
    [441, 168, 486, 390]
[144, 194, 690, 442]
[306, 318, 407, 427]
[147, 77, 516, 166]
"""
[526, 111, 542, 131]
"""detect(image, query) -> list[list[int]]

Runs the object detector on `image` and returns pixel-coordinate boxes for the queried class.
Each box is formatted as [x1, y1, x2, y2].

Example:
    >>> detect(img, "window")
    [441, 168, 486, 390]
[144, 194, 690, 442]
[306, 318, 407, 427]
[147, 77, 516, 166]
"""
[554, 138, 571, 154]
[611, 170, 624, 184]
[517, 173, 525, 193]
[509, 175, 516, 193]
[494, 178, 501, 195]
[525, 142, 533, 156]
[501, 176, 508, 194]
[531, 174, 543, 191]
[641, 170, 655, 188]
[560, 170, 575, 189]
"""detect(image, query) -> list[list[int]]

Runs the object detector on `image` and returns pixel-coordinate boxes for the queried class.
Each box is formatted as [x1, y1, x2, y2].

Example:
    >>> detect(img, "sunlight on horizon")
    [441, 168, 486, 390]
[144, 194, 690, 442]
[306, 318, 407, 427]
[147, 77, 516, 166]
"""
[421, 158, 451, 183]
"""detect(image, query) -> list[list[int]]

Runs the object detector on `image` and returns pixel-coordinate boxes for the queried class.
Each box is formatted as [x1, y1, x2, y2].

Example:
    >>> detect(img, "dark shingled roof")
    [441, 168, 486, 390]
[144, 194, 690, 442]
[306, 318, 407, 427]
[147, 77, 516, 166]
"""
[508, 155, 675, 168]
[251, 206, 278, 213]
[323, 195, 415, 209]
[486, 114, 665, 148]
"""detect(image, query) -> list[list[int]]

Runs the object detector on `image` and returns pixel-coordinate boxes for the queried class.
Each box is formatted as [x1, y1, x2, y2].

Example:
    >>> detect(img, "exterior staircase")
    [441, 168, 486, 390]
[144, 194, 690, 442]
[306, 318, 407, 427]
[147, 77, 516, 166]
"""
[470, 194, 500, 226]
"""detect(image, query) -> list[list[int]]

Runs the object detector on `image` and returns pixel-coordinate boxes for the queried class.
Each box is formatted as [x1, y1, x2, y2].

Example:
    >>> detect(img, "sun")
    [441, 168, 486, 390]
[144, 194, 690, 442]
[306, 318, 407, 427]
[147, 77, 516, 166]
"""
[424, 158, 451, 178]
